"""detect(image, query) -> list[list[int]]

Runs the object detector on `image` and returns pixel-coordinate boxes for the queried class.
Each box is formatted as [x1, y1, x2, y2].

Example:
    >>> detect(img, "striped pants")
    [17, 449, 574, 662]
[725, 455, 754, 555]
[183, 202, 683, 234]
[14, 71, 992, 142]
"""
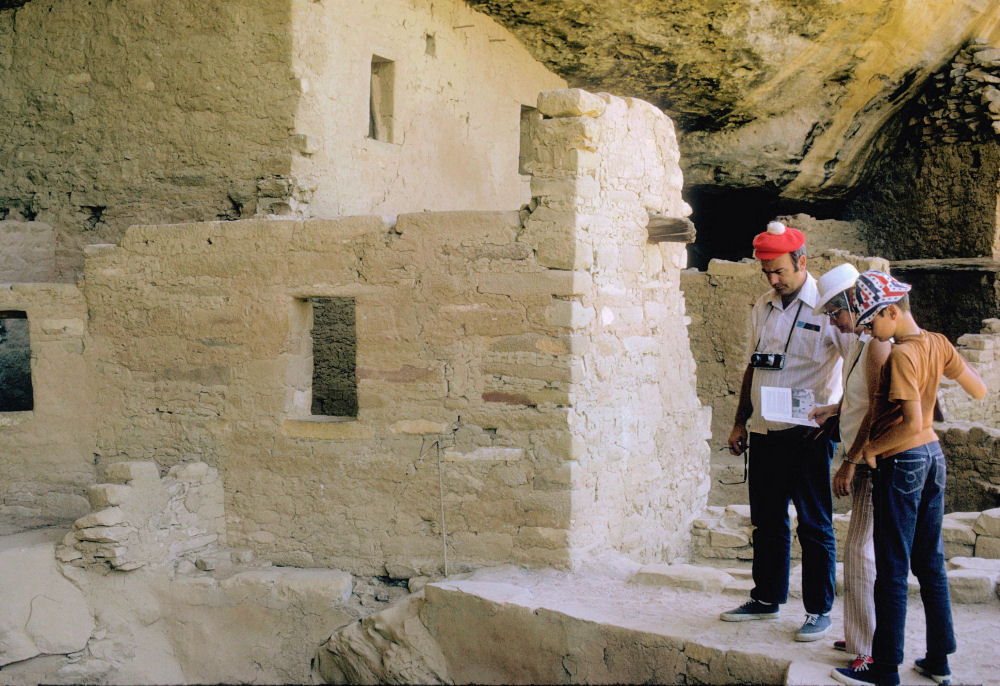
[843, 464, 876, 656]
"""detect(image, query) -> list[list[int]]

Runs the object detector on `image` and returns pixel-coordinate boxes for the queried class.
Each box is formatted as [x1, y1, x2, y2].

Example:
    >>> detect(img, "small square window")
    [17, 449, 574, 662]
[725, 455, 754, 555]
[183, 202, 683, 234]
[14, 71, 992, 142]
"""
[0, 311, 32, 412]
[369, 56, 395, 143]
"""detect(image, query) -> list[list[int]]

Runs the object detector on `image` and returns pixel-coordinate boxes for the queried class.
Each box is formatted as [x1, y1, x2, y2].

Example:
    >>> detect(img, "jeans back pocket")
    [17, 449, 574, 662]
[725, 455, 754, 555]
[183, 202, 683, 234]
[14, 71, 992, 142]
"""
[892, 456, 927, 495]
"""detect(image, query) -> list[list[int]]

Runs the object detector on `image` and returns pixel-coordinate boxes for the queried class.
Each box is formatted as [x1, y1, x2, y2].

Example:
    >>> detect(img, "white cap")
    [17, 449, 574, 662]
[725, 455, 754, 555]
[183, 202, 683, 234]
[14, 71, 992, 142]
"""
[813, 263, 860, 315]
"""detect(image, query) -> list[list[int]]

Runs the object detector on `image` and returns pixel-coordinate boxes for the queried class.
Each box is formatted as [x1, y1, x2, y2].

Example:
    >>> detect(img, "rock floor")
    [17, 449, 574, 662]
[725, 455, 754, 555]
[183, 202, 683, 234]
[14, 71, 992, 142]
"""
[446, 563, 1000, 685]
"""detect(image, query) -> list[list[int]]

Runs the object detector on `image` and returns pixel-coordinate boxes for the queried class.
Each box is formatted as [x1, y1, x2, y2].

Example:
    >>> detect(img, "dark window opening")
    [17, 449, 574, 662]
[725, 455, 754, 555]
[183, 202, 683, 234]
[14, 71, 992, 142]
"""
[368, 56, 395, 143]
[0, 311, 33, 412]
[519, 105, 540, 175]
[311, 297, 357, 417]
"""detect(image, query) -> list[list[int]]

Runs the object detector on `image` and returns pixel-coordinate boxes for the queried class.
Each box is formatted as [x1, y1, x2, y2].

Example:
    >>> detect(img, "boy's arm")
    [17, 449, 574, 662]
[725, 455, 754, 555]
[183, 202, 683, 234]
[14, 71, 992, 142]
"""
[955, 362, 987, 400]
[862, 398, 922, 466]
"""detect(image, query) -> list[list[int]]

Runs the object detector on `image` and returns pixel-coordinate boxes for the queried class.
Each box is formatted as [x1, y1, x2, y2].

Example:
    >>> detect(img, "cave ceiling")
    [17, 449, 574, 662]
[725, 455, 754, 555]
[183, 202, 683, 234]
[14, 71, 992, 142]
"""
[467, 0, 1000, 200]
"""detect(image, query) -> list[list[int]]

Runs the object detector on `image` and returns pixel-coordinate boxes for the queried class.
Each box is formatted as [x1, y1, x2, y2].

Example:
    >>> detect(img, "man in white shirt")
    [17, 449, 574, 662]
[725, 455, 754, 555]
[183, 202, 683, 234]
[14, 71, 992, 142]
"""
[720, 221, 854, 642]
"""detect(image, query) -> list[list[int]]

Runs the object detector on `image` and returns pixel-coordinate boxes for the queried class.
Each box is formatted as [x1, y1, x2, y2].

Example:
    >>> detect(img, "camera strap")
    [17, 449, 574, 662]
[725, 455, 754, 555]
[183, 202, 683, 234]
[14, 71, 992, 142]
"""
[753, 301, 804, 355]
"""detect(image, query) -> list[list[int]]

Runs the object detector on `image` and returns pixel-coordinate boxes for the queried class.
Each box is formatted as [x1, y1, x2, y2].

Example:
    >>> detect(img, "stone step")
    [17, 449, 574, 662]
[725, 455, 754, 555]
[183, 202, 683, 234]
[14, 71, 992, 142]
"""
[692, 505, 1000, 604]
[316, 563, 1000, 685]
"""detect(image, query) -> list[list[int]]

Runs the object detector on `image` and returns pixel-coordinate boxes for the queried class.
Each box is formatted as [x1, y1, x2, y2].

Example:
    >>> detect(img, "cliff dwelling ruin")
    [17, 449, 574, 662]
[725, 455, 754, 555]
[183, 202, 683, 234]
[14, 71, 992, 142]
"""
[1, 1, 1000, 684]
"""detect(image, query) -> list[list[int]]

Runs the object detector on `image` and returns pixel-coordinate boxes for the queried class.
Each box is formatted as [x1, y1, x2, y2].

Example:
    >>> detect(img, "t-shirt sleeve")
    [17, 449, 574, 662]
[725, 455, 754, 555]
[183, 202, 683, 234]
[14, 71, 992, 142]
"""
[942, 339, 966, 380]
[887, 350, 921, 402]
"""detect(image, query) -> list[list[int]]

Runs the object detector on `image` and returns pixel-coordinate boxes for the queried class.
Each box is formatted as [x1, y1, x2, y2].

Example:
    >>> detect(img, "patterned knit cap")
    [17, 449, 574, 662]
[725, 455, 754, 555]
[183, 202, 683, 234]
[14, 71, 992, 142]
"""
[849, 270, 912, 327]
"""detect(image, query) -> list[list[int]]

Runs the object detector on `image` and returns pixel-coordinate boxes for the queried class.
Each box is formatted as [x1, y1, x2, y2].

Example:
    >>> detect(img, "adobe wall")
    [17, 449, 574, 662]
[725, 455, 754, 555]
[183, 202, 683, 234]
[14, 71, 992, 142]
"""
[0, 283, 95, 533]
[75, 88, 708, 574]
[0, 0, 563, 280]
[0, 222, 56, 282]
[289, 0, 565, 219]
[680, 250, 889, 448]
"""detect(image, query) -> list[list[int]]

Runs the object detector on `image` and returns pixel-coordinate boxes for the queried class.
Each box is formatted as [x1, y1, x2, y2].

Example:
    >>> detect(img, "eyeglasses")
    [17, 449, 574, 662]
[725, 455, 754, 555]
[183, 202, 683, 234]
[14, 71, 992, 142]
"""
[824, 308, 845, 320]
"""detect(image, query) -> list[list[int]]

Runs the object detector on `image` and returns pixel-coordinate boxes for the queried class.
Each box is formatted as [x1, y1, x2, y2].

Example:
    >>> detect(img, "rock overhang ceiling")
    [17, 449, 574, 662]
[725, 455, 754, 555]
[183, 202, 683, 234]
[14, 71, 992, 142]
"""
[467, 0, 1000, 200]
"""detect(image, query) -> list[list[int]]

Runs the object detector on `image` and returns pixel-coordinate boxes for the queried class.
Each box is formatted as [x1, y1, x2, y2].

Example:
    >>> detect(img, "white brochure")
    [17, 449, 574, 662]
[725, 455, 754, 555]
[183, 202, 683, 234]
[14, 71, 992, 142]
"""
[760, 386, 818, 426]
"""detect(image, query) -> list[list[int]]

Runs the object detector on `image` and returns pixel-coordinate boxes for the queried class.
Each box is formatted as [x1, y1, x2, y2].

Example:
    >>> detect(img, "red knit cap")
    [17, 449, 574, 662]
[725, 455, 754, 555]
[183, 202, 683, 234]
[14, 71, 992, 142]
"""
[752, 221, 806, 260]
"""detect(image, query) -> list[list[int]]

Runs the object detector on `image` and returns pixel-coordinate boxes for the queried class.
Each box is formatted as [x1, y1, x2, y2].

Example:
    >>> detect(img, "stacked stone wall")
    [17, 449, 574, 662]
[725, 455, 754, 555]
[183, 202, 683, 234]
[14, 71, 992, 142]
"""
[525, 89, 711, 565]
[60, 461, 225, 571]
[941, 319, 1000, 425]
[680, 250, 889, 448]
[0, 283, 94, 533]
[0, 0, 563, 279]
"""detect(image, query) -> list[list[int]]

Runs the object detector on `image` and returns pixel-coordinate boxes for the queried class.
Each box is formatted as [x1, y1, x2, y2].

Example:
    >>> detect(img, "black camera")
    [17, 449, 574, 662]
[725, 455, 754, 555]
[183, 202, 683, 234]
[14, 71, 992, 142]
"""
[750, 352, 785, 370]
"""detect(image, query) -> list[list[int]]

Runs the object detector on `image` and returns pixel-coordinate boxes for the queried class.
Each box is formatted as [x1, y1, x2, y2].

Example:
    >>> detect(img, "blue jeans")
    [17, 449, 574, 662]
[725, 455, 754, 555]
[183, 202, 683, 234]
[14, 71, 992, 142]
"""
[748, 428, 836, 614]
[871, 442, 955, 671]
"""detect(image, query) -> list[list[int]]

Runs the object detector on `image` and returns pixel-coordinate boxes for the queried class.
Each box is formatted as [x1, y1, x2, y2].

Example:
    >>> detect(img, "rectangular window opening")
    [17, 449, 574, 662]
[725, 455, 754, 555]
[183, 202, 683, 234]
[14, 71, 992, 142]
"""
[310, 297, 357, 418]
[0, 311, 33, 412]
[519, 104, 541, 175]
[368, 56, 395, 143]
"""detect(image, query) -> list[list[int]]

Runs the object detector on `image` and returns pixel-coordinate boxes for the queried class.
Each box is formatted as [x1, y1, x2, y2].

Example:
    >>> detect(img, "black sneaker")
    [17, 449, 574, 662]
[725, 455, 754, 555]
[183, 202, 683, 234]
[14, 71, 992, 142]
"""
[719, 599, 780, 622]
[914, 657, 951, 685]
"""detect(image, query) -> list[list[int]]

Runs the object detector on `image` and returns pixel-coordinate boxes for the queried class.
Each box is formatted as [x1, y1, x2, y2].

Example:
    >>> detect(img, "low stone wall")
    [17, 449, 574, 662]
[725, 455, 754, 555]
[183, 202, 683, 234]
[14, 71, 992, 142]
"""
[59, 461, 225, 571]
[693, 505, 1000, 564]
[940, 319, 1000, 425]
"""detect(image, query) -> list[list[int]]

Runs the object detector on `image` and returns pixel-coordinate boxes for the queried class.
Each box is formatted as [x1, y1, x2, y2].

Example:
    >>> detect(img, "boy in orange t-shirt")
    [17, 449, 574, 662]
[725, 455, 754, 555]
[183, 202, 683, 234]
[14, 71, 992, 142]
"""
[832, 272, 986, 686]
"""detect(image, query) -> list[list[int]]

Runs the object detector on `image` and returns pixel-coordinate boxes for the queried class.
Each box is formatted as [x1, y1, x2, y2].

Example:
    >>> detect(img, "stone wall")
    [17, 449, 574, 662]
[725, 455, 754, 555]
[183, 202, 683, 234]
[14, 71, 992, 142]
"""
[60, 461, 225, 572]
[525, 89, 711, 565]
[941, 319, 1000, 425]
[72, 88, 709, 575]
[0, 283, 94, 533]
[680, 250, 889, 448]
[0, 0, 563, 279]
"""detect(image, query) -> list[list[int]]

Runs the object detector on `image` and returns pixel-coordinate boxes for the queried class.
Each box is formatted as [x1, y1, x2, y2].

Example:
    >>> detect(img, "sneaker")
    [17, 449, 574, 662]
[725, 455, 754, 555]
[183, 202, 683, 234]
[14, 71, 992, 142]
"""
[834, 639, 847, 652]
[794, 613, 832, 641]
[831, 665, 900, 686]
[719, 599, 780, 622]
[914, 657, 951, 685]
[849, 655, 874, 671]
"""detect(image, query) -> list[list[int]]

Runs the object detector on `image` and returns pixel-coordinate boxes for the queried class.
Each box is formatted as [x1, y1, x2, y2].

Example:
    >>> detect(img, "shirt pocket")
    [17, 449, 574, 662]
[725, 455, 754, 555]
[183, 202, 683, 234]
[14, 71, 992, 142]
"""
[786, 321, 824, 363]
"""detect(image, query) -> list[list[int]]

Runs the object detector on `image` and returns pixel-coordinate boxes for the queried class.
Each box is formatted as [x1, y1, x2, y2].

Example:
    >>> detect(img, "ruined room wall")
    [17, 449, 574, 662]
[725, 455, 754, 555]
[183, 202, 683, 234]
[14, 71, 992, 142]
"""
[848, 41, 1000, 261]
[0, 283, 94, 532]
[524, 89, 712, 564]
[0, 0, 564, 280]
[288, 0, 566, 218]
[0, 0, 297, 280]
[83, 213, 583, 575]
[681, 250, 889, 448]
